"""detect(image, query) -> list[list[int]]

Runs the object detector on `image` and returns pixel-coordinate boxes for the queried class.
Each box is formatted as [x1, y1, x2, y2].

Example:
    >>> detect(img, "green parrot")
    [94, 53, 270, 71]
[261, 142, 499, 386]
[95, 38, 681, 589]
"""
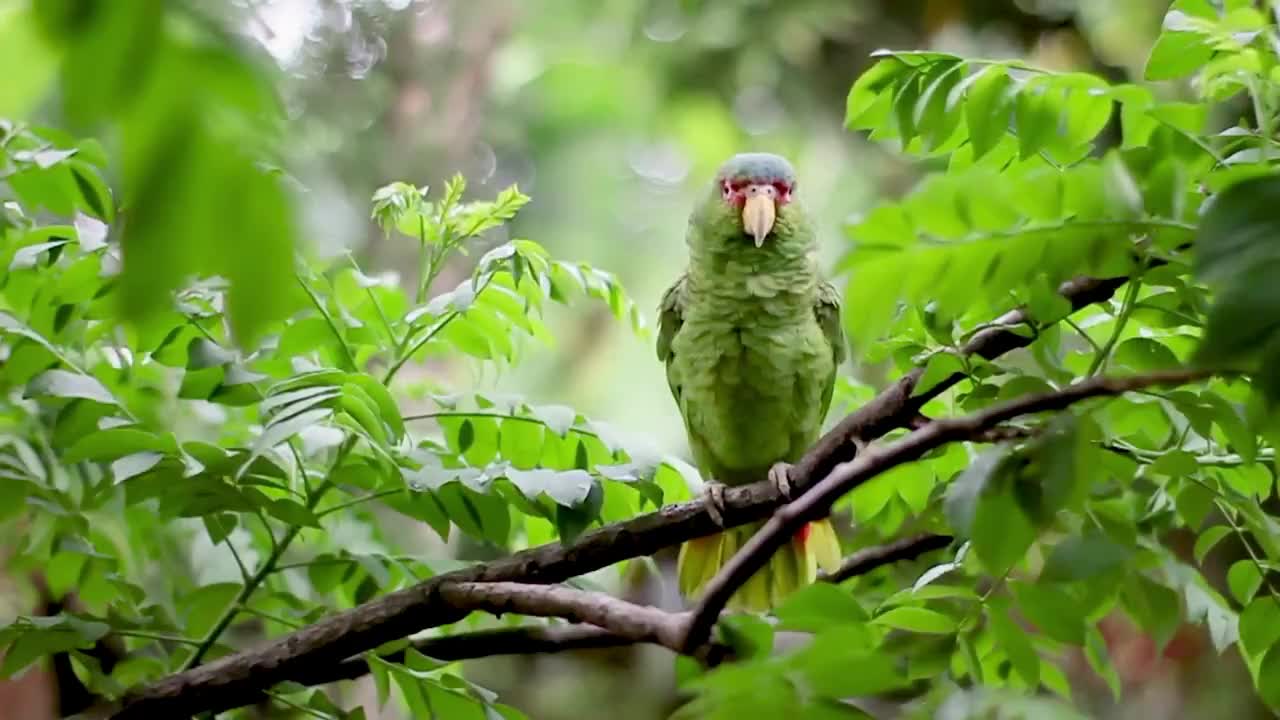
[657, 152, 845, 611]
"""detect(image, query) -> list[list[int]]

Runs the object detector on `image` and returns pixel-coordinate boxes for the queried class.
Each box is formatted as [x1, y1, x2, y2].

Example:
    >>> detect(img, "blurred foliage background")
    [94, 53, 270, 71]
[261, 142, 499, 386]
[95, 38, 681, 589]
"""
[3, 0, 1255, 718]
[255, 0, 1169, 456]
[223, 1, 1207, 718]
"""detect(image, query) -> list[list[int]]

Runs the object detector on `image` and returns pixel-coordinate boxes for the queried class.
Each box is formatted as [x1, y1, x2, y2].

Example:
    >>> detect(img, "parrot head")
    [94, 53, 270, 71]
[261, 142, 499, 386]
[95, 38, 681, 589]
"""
[708, 152, 799, 248]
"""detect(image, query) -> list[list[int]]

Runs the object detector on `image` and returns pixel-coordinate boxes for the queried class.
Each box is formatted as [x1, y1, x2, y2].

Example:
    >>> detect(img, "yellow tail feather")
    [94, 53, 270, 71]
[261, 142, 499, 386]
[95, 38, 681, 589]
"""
[677, 518, 842, 611]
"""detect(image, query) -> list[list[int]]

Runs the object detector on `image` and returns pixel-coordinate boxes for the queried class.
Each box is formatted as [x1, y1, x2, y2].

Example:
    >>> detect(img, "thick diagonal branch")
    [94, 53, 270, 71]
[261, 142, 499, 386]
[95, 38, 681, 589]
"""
[679, 367, 1214, 652]
[112, 272, 1143, 719]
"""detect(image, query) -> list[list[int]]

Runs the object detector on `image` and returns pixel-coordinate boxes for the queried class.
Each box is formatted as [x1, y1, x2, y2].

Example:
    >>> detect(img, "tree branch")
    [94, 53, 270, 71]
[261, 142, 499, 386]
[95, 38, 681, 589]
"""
[112, 272, 1147, 719]
[821, 533, 953, 584]
[308, 533, 953, 688]
[679, 367, 1215, 653]
[323, 623, 634, 684]
[436, 582, 695, 655]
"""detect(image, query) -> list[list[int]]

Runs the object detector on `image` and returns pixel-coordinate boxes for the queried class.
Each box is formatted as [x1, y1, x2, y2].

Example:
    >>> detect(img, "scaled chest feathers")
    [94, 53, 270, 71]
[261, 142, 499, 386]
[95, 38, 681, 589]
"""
[672, 271, 830, 389]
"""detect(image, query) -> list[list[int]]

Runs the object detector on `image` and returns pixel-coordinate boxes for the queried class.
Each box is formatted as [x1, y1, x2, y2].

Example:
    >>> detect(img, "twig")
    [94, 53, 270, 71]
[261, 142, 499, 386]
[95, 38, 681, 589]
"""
[319, 624, 635, 685]
[296, 275, 358, 372]
[180, 438, 356, 671]
[908, 413, 1037, 443]
[821, 533, 953, 584]
[679, 368, 1215, 654]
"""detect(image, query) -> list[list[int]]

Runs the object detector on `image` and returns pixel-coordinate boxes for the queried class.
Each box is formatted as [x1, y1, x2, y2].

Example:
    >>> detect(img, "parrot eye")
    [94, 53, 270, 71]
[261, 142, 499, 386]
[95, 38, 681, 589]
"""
[721, 180, 733, 199]
[773, 182, 793, 201]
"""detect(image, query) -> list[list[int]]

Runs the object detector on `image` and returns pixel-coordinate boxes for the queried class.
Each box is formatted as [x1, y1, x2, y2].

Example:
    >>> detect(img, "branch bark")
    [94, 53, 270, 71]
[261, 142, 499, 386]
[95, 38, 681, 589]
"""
[323, 623, 633, 685]
[821, 533, 953, 584]
[679, 367, 1215, 653]
[308, 532, 953, 689]
[436, 582, 694, 655]
[111, 272, 1145, 719]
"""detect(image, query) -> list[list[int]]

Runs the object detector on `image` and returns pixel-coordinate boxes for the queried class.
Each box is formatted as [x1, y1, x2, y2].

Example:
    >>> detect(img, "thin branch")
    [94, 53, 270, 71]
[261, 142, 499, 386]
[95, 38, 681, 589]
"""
[346, 254, 401, 348]
[1062, 316, 1103, 355]
[1086, 272, 1142, 376]
[296, 275, 358, 372]
[908, 413, 1037, 443]
[221, 535, 251, 585]
[821, 533, 953, 584]
[382, 310, 458, 384]
[680, 368, 1215, 653]
[180, 438, 356, 671]
[320, 624, 635, 685]
[316, 488, 403, 518]
[436, 583, 697, 656]
[112, 270, 1165, 719]
[265, 691, 331, 720]
[114, 630, 201, 647]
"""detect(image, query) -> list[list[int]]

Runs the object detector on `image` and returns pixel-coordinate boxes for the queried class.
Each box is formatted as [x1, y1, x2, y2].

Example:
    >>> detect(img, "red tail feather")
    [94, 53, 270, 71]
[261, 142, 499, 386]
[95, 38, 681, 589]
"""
[795, 522, 811, 546]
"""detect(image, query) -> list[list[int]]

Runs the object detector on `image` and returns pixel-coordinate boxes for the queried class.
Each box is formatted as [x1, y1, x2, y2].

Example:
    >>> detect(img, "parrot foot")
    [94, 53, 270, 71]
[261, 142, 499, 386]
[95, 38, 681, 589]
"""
[768, 462, 794, 501]
[701, 480, 727, 527]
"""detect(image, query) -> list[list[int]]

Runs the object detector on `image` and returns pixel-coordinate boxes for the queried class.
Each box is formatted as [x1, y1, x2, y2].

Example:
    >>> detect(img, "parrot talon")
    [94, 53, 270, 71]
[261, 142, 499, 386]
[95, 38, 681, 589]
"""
[768, 462, 794, 501]
[702, 481, 727, 527]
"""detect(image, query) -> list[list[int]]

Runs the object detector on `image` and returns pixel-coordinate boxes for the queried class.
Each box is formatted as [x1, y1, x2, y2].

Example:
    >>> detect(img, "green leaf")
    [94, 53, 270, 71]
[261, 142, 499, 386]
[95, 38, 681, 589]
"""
[248, 408, 333, 468]
[1194, 174, 1280, 382]
[1145, 30, 1213, 81]
[790, 629, 905, 698]
[774, 584, 869, 632]
[1040, 531, 1133, 583]
[266, 498, 322, 529]
[1014, 82, 1058, 159]
[1084, 624, 1122, 699]
[55, 0, 164, 123]
[871, 606, 957, 634]
[1201, 392, 1257, 463]
[1240, 597, 1280, 661]
[1121, 573, 1182, 650]
[1259, 645, 1280, 710]
[1113, 337, 1179, 372]
[1012, 581, 1086, 645]
[498, 419, 545, 469]
[202, 514, 238, 544]
[504, 468, 594, 507]
[1175, 480, 1215, 528]
[913, 351, 964, 398]
[1229, 560, 1263, 604]
[1194, 526, 1232, 563]
[845, 58, 905, 130]
[987, 600, 1039, 686]
[181, 583, 241, 639]
[64, 427, 173, 463]
[0, 5, 59, 118]
[971, 481, 1035, 575]
[0, 616, 110, 678]
[963, 64, 1013, 158]
[945, 448, 1035, 574]
[26, 370, 118, 406]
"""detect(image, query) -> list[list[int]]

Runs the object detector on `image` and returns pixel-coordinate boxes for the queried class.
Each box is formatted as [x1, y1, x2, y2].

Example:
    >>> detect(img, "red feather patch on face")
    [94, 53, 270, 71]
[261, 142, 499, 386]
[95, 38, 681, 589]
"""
[720, 177, 793, 208]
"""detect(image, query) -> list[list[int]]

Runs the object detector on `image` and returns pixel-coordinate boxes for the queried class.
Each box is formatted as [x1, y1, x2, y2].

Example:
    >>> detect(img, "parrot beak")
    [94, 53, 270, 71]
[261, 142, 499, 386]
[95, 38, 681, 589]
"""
[742, 185, 777, 247]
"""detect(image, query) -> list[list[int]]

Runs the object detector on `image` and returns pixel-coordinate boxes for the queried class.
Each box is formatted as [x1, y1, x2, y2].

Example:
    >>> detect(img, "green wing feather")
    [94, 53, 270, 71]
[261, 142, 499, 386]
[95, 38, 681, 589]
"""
[814, 279, 845, 417]
[657, 274, 687, 404]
